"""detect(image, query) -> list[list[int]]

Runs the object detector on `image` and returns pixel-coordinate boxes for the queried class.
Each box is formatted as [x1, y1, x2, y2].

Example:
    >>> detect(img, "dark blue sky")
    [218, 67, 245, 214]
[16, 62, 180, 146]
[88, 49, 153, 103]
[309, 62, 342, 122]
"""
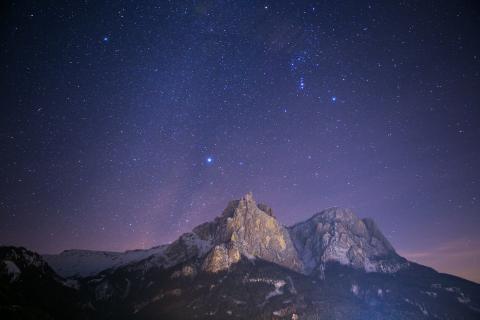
[1, 0, 479, 282]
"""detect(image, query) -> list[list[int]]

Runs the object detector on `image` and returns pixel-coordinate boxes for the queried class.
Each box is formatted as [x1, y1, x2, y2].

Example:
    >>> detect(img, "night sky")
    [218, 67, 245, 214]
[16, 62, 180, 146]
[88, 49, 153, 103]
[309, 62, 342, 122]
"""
[1, 1, 480, 282]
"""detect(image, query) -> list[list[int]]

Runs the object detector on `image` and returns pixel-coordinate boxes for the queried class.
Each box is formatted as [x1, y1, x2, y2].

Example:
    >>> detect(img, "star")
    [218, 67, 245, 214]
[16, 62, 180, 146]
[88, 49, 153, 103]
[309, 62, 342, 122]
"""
[299, 77, 305, 90]
[3, 0, 479, 284]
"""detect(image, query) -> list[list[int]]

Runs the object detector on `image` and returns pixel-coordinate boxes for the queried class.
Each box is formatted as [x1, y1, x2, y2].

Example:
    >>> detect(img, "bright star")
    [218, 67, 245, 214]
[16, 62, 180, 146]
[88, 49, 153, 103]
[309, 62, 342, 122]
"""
[103, 36, 109, 42]
[299, 77, 305, 90]
[331, 96, 337, 102]
[206, 156, 213, 164]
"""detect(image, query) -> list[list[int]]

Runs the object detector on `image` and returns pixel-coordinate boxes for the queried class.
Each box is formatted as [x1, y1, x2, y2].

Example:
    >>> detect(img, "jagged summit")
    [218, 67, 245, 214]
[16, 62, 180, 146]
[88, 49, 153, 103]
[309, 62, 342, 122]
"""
[305, 206, 357, 222]
[218, 192, 275, 218]
[199, 192, 302, 273]
[44, 193, 406, 278]
[191, 193, 405, 276]
[289, 206, 406, 276]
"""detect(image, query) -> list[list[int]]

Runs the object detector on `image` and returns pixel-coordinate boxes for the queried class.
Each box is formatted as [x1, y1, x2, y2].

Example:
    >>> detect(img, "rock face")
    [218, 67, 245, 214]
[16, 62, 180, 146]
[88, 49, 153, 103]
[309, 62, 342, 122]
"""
[1, 246, 56, 281]
[199, 192, 303, 273]
[289, 207, 407, 277]
[202, 244, 240, 273]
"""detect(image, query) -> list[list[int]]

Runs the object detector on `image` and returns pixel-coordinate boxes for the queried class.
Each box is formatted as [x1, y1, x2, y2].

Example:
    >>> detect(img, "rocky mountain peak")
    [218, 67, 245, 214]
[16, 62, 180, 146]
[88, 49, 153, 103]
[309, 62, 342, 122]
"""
[289, 207, 407, 277]
[174, 195, 406, 276]
[241, 191, 255, 205]
[201, 193, 302, 273]
[311, 206, 357, 222]
[219, 192, 274, 218]
[1, 247, 57, 283]
[44, 194, 408, 280]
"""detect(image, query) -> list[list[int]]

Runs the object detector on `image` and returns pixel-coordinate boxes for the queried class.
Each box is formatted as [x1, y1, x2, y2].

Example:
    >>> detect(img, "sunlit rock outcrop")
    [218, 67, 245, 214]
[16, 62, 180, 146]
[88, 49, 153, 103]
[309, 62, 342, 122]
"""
[201, 192, 302, 272]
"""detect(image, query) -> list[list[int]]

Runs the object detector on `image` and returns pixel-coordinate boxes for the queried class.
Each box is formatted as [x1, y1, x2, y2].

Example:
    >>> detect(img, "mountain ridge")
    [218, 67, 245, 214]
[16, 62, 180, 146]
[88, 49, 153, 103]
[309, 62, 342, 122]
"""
[44, 192, 403, 278]
[2, 193, 480, 319]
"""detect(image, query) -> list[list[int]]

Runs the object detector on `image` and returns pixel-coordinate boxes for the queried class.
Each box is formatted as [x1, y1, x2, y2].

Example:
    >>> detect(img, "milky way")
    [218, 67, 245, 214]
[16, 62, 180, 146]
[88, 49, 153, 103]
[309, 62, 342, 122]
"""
[1, 1, 479, 282]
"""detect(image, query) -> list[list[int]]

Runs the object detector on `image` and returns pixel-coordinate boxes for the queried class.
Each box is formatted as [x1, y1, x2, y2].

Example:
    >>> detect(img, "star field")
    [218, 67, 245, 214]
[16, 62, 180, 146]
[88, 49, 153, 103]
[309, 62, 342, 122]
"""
[1, 1, 480, 282]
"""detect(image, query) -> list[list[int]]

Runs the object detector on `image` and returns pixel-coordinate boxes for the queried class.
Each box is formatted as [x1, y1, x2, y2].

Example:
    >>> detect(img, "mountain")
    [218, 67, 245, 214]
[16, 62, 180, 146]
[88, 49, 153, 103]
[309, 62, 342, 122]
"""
[2, 193, 480, 319]
[288, 207, 408, 277]
[196, 192, 303, 273]
[43, 246, 167, 278]
[0, 246, 91, 319]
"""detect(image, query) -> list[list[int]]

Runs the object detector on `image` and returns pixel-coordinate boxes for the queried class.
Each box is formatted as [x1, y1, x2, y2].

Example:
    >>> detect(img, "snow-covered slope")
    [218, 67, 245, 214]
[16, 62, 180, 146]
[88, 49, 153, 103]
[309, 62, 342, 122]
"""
[43, 245, 167, 278]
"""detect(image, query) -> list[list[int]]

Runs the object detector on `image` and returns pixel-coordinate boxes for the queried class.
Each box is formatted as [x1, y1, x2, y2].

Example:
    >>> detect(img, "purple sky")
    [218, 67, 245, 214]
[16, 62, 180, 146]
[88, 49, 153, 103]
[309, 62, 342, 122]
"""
[1, 1, 479, 283]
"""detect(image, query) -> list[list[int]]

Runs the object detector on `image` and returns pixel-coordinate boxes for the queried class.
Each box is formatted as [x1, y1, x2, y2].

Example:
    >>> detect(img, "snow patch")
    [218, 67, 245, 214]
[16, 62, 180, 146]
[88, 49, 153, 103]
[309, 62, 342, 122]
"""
[63, 279, 80, 289]
[242, 252, 256, 263]
[351, 284, 360, 296]
[232, 299, 246, 305]
[457, 293, 471, 304]
[133, 294, 163, 313]
[88, 275, 105, 283]
[443, 286, 470, 303]
[404, 298, 428, 316]
[422, 291, 437, 298]
[3, 260, 21, 282]
[418, 304, 428, 316]
[265, 280, 286, 300]
[287, 276, 297, 294]
[243, 277, 287, 305]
